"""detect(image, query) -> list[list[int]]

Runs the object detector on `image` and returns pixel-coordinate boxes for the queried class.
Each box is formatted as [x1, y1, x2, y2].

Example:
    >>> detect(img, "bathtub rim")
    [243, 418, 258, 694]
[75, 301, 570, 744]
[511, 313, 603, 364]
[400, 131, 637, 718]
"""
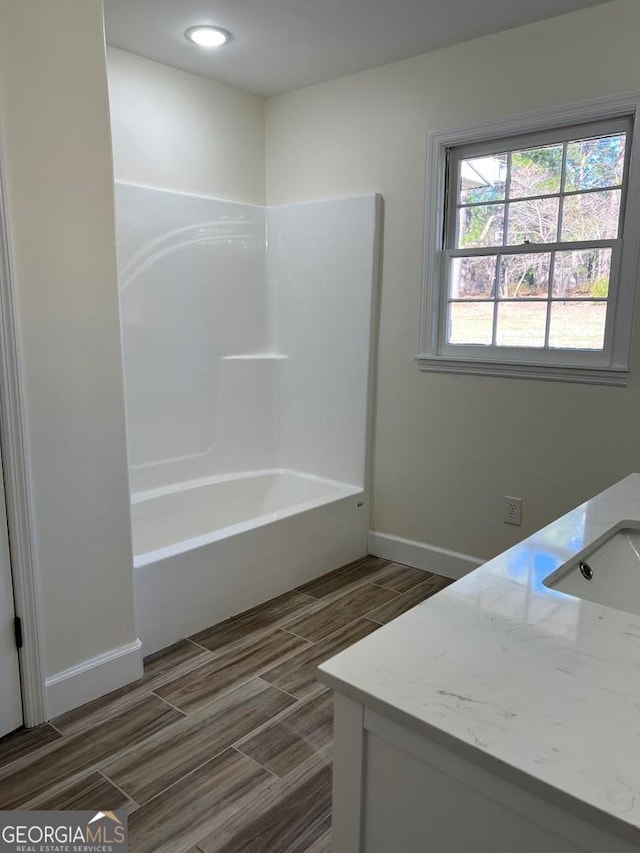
[131, 467, 363, 568]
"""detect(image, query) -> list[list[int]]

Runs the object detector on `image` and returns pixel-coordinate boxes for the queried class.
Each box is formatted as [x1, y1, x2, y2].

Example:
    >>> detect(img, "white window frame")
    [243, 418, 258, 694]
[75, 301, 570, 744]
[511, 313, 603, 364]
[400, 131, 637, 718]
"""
[418, 94, 640, 386]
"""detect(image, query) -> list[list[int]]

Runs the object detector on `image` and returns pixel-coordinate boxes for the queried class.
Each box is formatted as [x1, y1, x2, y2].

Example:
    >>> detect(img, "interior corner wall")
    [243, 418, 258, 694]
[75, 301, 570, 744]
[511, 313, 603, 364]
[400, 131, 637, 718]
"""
[106, 47, 265, 204]
[0, 0, 138, 680]
[264, 0, 640, 561]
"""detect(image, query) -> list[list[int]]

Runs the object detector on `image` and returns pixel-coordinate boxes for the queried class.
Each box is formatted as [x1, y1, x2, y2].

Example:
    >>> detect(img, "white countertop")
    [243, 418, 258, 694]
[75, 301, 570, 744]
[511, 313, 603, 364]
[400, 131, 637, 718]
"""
[318, 473, 640, 844]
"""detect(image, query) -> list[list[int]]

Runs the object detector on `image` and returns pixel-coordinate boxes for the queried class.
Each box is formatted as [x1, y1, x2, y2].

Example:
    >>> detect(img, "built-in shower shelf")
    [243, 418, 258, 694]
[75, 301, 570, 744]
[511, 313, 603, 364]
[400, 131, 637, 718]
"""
[222, 354, 288, 360]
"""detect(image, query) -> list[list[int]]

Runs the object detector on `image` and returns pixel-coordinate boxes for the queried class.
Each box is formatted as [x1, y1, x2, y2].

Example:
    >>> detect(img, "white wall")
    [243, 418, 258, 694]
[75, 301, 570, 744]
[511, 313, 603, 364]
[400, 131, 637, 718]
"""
[265, 0, 640, 561]
[107, 47, 265, 204]
[0, 1, 138, 681]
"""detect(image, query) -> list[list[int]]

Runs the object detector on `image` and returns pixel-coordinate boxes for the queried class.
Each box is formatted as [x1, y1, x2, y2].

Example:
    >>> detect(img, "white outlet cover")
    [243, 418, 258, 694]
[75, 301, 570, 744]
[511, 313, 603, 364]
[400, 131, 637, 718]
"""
[504, 496, 522, 526]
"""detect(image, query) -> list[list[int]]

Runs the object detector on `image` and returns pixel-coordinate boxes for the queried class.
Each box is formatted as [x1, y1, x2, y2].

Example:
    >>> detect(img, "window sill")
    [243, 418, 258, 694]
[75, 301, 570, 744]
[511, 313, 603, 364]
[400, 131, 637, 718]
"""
[416, 355, 628, 386]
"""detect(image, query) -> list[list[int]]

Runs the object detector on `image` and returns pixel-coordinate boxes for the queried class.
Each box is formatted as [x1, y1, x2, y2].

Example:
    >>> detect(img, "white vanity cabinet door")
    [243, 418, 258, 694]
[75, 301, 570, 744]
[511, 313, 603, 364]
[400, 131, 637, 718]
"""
[362, 732, 586, 853]
[330, 694, 639, 853]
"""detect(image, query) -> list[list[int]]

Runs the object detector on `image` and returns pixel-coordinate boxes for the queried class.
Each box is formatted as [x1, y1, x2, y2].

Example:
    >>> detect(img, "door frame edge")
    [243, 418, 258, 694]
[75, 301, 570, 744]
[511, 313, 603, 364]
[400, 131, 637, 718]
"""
[0, 138, 46, 728]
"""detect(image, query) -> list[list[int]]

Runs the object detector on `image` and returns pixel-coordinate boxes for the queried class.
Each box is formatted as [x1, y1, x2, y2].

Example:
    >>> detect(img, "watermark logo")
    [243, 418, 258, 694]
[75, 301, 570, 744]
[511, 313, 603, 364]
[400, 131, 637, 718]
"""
[0, 809, 128, 852]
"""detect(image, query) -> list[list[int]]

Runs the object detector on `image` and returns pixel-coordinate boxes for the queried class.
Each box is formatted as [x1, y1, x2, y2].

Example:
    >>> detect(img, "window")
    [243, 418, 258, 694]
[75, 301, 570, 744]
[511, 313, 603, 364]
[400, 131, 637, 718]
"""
[419, 97, 640, 385]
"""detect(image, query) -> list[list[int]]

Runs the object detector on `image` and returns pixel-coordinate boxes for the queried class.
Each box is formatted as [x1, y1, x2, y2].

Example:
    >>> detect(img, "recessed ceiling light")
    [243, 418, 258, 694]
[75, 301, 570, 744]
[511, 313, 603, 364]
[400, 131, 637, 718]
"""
[185, 26, 232, 48]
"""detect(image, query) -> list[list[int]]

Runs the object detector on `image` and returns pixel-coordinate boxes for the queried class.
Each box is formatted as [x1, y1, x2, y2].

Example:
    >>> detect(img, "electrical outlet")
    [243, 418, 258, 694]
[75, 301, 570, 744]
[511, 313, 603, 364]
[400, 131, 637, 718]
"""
[504, 496, 522, 526]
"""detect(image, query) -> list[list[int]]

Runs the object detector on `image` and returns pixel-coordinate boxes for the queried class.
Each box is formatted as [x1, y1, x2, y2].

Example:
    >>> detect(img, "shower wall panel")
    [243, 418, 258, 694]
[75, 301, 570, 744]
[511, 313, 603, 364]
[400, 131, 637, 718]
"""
[269, 196, 380, 488]
[116, 184, 379, 496]
[115, 184, 275, 493]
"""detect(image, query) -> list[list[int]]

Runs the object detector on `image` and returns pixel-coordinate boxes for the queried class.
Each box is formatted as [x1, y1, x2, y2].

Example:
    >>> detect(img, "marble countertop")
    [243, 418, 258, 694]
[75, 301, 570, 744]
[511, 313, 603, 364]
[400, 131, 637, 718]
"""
[318, 473, 640, 843]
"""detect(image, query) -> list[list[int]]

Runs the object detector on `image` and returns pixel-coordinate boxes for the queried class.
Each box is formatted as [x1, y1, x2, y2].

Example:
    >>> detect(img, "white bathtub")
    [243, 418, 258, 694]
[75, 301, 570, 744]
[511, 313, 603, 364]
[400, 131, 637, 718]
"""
[132, 469, 368, 654]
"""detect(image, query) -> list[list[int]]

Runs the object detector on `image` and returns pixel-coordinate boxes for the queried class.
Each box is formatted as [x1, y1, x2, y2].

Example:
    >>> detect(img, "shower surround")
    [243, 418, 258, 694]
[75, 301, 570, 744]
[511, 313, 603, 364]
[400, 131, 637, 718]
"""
[116, 183, 380, 652]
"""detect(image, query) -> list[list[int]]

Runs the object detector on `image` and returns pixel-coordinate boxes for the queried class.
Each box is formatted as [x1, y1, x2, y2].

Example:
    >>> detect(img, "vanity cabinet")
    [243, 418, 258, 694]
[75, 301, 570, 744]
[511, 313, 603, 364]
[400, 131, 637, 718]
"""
[320, 476, 640, 852]
[330, 692, 637, 853]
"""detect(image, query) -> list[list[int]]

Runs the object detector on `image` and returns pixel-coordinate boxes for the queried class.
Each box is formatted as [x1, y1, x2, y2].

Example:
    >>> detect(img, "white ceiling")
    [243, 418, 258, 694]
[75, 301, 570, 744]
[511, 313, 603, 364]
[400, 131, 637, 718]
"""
[103, 0, 612, 98]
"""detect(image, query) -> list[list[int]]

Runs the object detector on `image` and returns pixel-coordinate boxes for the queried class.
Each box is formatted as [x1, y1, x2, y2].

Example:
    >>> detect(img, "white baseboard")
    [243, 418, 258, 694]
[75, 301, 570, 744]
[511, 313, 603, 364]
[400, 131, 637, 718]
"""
[45, 638, 143, 719]
[368, 531, 482, 580]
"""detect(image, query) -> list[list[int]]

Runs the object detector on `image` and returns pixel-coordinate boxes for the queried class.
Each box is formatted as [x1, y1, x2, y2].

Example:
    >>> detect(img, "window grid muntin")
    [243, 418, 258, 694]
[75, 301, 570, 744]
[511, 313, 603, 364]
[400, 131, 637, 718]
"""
[444, 246, 617, 352]
[490, 254, 499, 345]
[440, 237, 623, 360]
[458, 183, 624, 211]
[544, 242, 558, 346]
[444, 120, 628, 356]
[454, 137, 627, 250]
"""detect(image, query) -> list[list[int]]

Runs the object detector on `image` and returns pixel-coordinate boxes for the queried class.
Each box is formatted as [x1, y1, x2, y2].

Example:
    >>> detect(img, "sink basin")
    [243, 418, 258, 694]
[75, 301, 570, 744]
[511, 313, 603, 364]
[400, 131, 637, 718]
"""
[544, 524, 640, 616]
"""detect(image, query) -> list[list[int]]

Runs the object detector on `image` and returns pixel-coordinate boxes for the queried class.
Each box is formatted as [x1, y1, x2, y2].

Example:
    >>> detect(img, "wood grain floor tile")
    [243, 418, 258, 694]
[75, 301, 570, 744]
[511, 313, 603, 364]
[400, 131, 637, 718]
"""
[190, 591, 315, 655]
[261, 618, 380, 700]
[104, 679, 296, 804]
[30, 771, 136, 812]
[154, 630, 310, 714]
[1, 557, 452, 853]
[301, 829, 332, 853]
[53, 643, 212, 737]
[237, 691, 332, 777]
[127, 748, 273, 853]
[196, 757, 332, 853]
[0, 724, 61, 771]
[143, 639, 212, 676]
[371, 562, 434, 593]
[0, 695, 183, 809]
[367, 573, 453, 623]
[282, 583, 398, 642]
[295, 555, 391, 599]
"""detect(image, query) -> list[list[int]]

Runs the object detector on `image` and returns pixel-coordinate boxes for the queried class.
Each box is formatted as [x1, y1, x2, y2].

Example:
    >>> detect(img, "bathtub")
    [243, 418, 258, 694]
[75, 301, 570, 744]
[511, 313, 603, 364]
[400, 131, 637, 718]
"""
[132, 469, 368, 654]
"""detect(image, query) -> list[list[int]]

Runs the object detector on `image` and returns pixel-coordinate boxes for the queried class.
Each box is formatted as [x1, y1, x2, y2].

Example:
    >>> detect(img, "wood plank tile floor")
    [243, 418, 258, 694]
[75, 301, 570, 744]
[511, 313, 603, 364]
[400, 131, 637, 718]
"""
[0, 555, 453, 853]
